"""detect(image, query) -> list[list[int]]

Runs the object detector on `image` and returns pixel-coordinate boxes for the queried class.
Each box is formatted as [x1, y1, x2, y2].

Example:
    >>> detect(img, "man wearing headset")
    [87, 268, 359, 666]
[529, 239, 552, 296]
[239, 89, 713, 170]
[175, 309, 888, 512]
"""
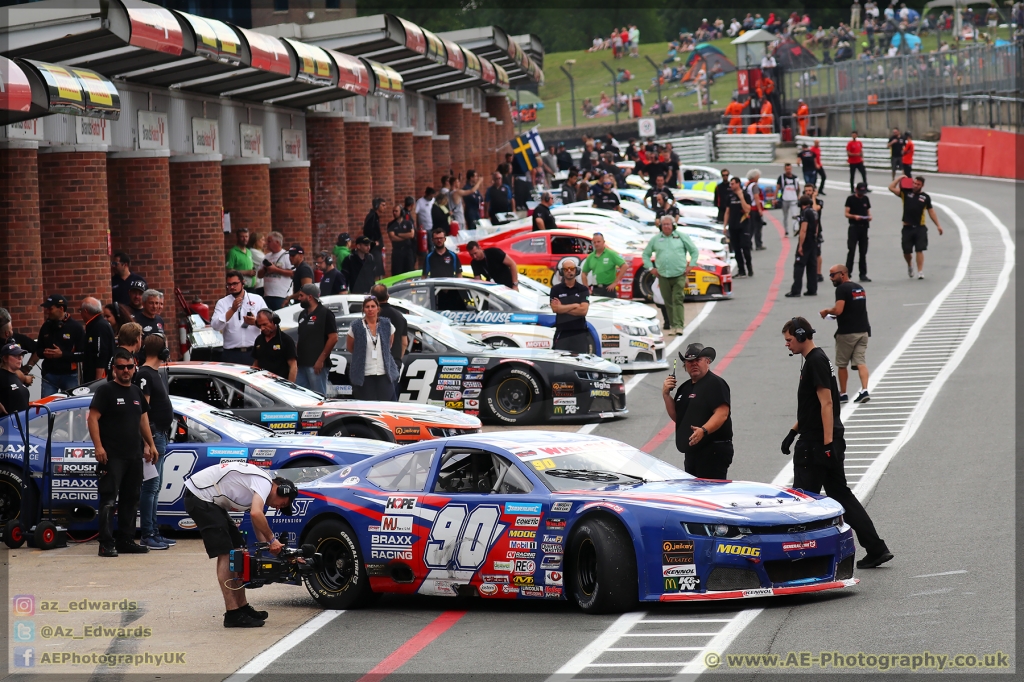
[252, 309, 297, 382]
[315, 251, 346, 296]
[183, 461, 298, 628]
[549, 258, 592, 353]
[781, 317, 893, 570]
[212, 270, 266, 366]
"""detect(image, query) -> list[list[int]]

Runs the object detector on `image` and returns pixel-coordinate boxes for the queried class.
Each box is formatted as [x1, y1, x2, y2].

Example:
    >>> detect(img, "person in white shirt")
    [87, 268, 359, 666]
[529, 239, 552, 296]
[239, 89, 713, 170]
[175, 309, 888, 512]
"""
[183, 461, 297, 628]
[212, 270, 266, 365]
[257, 231, 292, 310]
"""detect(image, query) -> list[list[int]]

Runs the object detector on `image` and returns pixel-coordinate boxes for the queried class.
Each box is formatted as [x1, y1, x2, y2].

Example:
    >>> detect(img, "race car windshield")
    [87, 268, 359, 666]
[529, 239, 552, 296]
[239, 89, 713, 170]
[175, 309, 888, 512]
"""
[205, 409, 278, 440]
[515, 445, 690, 491]
[244, 371, 325, 405]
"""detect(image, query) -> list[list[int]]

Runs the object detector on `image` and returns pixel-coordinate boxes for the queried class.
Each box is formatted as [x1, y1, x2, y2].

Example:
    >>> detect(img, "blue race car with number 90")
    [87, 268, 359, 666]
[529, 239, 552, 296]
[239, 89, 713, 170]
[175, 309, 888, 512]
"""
[0, 396, 394, 544]
[244, 431, 859, 613]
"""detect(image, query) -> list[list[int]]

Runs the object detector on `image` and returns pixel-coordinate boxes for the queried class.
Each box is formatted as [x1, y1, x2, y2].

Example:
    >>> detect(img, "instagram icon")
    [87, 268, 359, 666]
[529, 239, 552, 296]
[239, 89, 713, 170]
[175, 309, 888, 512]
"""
[12, 595, 35, 616]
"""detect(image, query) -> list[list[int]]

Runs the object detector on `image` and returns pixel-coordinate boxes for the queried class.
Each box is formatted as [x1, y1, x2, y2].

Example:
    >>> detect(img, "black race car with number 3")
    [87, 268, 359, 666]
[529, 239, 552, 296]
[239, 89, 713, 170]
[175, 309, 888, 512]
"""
[325, 314, 627, 425]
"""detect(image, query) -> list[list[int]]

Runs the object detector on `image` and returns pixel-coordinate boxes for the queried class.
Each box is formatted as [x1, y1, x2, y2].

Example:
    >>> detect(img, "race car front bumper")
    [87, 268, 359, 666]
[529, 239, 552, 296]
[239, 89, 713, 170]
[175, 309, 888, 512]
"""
[659, 578, 858, 601]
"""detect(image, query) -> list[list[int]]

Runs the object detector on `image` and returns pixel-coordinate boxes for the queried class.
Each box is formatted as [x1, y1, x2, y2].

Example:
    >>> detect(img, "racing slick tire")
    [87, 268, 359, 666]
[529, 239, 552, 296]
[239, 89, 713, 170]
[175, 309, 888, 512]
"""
[636, 269, 656, 302]
[566, 516, 638, 614]
[321, 421, 395, 443]
[482, 366, 543, 425]
[0, 465, 25, 525]
[302, 518, 378, 609]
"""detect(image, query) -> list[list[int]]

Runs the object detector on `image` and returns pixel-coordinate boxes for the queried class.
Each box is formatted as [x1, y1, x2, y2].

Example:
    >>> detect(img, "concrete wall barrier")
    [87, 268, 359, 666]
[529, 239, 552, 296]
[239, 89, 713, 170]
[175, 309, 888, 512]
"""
[937, 126, 1022, 180]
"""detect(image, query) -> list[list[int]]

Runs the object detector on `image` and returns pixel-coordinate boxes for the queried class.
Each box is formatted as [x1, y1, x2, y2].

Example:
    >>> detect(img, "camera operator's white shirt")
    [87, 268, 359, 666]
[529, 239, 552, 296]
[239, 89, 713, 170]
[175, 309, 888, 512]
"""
[185, 462, 272, 511]
[212, 292, 266, 349]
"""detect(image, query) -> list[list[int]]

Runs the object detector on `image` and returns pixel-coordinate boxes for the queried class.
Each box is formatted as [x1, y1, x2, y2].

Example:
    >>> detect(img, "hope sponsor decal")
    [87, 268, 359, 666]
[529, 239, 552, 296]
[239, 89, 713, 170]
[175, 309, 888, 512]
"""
[370, 533, 413, 560]
[512, 575, 534, 585]
[782, 540, 817, 552]
[541, 555, 562, 569]
[544, 570, 563, 586]
[508, 530, 535, 539]
[718, 544, 761, 557]
[385, 496, 418, 513]
[61, 447, 95, 460]
[662, 564, 697, 577]
[438, 356, 469, 366]
[509, 541, 536, 550]
[545, 518, 566, 530]
[504, 502, 542, 515]
[515, 516, 540, 528]
[380, 516, 414, 533]
[478, 583, 498, 596]
[664, 576, 700, 592]
[492, 560, 513, 572]
[550, 501, 573, 513]
[208, 447, 247, 458]
[743, 588, 773, 597]
[552, 397, 576, 406]
[541, 543, 563, 554]
[481, 574, 508, 583]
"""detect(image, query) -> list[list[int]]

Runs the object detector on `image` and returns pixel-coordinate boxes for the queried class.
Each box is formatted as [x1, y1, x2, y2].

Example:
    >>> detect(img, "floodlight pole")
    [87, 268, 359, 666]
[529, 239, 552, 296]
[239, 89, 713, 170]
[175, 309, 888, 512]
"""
[644, 55, 664, 119]
[560, 65, 577, 128]
[601, 61, 619, 124]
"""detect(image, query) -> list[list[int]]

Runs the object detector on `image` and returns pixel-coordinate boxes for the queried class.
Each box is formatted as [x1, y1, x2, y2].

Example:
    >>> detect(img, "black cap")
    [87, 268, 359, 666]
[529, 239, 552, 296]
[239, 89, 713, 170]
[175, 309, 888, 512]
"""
[680, 343, 716, 362]
[129, 280, 147, 291]
[40, 294, 67, 308]
[0, 342, 29, 357]
[856, 182, 868, 191]
[338, 232, 350, 243]
[288, 243, 304, 255]
[355, 235, 372, 246]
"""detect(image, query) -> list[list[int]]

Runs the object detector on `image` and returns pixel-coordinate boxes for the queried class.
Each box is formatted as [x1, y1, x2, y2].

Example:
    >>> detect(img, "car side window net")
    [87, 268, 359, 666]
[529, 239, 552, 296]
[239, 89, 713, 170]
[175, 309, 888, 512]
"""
[367, 449, 436, 491]
[433, 448, 532, 494]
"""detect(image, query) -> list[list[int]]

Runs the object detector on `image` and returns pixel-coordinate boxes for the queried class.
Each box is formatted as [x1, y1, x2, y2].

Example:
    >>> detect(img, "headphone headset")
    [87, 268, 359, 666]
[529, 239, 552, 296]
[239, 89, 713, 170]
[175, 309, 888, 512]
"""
[272, 477, 298, 516]
[257, 308, 280, 325]
[557, 257, 579, 277]
[790, 317, 814, 343]
[158, 347, 171, 361]
[318, 250, 334, 266]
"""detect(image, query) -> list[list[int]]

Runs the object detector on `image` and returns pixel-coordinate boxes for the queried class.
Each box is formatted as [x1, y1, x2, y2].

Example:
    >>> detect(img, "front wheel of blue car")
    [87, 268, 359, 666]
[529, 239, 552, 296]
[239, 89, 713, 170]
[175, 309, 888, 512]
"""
[302, 519, 377, 609]
[567, 517, 638, 614]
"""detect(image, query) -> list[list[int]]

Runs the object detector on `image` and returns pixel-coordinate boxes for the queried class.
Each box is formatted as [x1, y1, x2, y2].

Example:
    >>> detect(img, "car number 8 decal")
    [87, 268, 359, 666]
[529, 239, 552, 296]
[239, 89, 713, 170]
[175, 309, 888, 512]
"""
[158, 450, 198, 504]
[424, 504, 501, 570]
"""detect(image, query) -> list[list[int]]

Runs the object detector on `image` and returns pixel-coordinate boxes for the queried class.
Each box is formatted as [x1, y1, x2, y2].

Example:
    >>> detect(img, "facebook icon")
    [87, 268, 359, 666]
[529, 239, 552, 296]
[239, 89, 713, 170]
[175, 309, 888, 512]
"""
[14, 647, 35, 668]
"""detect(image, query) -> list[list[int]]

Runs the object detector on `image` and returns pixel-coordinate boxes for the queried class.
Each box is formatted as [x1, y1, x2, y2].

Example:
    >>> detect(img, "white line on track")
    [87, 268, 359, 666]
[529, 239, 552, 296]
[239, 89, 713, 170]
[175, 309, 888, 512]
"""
[224, 610, 345, 682]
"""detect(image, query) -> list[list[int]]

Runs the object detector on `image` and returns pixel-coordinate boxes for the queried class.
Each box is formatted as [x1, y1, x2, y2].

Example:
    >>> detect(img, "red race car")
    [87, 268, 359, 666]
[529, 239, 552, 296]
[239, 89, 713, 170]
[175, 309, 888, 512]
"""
[459, 227, 732, 302]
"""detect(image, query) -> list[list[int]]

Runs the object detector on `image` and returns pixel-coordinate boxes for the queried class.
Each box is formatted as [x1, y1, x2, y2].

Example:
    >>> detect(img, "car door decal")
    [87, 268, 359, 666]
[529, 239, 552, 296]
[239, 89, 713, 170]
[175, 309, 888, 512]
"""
[158, 450, 199, 504]
[424, 503, 503, 570]
[400, 358, 437, 403]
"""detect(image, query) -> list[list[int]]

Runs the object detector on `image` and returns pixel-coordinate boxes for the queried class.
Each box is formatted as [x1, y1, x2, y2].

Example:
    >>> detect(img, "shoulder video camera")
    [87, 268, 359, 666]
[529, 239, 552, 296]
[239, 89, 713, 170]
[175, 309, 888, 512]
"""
[228, 535, 322, 589]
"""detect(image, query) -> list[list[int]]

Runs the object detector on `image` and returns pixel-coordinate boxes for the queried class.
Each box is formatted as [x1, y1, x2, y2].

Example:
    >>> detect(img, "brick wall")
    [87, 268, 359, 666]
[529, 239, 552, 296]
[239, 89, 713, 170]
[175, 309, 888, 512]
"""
[270, 163, 312, 252]
[487, 96, 514, 167]
[488, 119, 500, 172]
[412, 133, 434, 196]
[344, 118, 372, 237]
[0, 145, 41, 331]
[431, 136, 450, 189]
[392, 129, 415, 207]
[38, 151, 110, 305]
[436, 101, 465, 179]
[473, 113, 486, 177]
[170, 158, 224, 311]
[107, 153, 175, 346]
[462, 107, 479, 179]
[221, 161, 271, 253]
[368, 123, 394, 206]
[307, 115, 347, 253]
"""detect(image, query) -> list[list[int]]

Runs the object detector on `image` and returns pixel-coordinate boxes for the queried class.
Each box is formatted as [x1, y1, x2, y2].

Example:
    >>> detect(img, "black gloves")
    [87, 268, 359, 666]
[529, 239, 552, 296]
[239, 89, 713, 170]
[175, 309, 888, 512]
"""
[781, 429, 797, 455]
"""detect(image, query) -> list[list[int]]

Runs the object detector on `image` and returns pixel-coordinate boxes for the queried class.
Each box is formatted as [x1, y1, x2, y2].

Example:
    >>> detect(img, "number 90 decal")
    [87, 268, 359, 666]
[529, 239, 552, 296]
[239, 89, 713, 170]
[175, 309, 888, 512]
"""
[424, 504, 503, 570]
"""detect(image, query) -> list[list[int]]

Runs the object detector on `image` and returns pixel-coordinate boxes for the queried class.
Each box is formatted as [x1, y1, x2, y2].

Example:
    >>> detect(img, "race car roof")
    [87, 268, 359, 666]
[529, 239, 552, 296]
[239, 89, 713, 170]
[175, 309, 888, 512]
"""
[440, 430, 618, 450]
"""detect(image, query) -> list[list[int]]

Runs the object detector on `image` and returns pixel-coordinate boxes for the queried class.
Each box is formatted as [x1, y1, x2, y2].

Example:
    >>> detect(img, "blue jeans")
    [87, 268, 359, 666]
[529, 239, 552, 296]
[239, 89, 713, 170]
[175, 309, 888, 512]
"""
[139, 431, 167, 538]
[295, 365, 328, 395]
[263, 296, 285, 311]
[803, 169, 817, 186]
[41, 372, 78, 398]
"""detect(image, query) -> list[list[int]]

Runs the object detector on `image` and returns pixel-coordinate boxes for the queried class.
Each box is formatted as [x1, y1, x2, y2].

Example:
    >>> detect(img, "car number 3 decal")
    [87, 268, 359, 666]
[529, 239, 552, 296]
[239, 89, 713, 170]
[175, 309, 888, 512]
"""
[400, 358, 438, 403]
[424, 504, 503, 570]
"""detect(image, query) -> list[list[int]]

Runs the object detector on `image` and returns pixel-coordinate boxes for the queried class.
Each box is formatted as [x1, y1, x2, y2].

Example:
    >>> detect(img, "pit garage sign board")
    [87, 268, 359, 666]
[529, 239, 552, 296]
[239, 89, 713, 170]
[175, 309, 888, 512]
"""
[638, 118, 656, 138]
[282, 128, 303, 160]
[138, 110, 168, 150]
[240, 123, 263, 158]
[191, 117, 219, 154]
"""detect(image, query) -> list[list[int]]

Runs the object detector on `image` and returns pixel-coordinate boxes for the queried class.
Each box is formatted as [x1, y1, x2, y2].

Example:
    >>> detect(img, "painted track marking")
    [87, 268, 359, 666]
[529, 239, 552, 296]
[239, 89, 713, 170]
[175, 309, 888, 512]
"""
[224, 609, 344, 682]
[354, 610, 468, 682]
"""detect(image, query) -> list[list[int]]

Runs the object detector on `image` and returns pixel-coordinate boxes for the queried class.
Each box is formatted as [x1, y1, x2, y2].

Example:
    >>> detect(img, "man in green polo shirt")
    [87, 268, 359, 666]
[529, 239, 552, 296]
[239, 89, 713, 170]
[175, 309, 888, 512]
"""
[226, 227, 255, 288]
[642, 215, 699, 335]
[581, 232, 628, 298]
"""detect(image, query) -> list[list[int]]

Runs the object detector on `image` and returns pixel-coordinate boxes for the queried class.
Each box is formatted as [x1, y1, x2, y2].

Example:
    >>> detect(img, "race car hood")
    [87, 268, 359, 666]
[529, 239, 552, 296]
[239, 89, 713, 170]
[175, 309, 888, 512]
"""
[556, 479, 844, 523]
[460, 322, 552, 340]
[589, 298, 659, 320]
[479, 346, 620, 372]
[248, 435, 396, 457]
[315, 401, 482, 427]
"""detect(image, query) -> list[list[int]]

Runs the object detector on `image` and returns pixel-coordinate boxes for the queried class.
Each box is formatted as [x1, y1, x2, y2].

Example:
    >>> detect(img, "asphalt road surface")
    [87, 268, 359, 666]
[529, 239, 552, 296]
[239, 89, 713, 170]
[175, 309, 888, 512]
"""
[236, 168, 1015, 682]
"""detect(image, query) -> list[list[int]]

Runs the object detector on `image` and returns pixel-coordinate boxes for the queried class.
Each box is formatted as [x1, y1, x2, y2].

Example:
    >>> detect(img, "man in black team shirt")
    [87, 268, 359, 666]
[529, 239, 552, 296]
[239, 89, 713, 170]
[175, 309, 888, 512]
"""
[797, 143, 818, 188]
[0, 343, 31, 416]
[591, 175, 622, 212]
[887, 127, 904, 180]
[27, 294, 85, 397]
[661, 343, 733, 479]
[79, 297, 114, 381]
[713, 169, 732, 222]
[133, 290, 166, 338]
[88, 347, 159, 557]
[780, 317, 893, 569]
[532, 192, 557, 231]
[844, 183, 873, 282]
[786, 195, 819, 297]
[549, 259, 591, 353]
[560, 170, 581, 206]
[341, 237, 377, 295]
[467, 241, 518, 289]
[137, 334, 175, 551]
[252, 309, 297, 382]
[644, 175, 676, 218]
[889, 175, 943, 280]
[821, 265, 871, 404]
[424, 229, 465, 311]
[286, 245, 314, 305]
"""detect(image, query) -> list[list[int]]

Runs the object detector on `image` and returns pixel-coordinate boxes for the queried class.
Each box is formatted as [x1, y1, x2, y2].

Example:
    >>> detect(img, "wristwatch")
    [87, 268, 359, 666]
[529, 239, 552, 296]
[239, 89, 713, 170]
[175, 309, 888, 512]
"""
[701, 426, 708, 437]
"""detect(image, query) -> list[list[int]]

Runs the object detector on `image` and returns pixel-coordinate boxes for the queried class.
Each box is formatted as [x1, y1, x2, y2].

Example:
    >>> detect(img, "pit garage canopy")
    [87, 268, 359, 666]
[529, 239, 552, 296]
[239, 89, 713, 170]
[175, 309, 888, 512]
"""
[438, 26, 543, 87]
[0, 55, 120, 125]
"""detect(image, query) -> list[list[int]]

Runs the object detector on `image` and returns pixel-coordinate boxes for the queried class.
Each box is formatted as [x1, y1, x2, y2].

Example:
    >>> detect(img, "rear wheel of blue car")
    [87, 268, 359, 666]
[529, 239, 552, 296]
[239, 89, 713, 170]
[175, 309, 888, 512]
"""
[302, 519, 376, 609]
[567, 517, 638, 614]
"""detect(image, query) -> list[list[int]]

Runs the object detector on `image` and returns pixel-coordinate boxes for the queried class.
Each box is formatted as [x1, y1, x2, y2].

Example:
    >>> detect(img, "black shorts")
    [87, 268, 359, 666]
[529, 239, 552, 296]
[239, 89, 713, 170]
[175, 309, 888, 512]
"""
[901, 224, 928, 254]
[891, 157, 902, 171]
[184, 489, 245, 558]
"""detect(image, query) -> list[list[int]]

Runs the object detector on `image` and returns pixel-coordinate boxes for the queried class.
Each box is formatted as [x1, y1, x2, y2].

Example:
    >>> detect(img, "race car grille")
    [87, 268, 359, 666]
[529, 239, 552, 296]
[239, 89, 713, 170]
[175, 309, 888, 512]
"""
[764, 556, 833, 584]
[683, 516, 841, 538]
[656, 348, 664, 360]
[635, 352, 654, 363]
[705, 567, 761, 591]
[428, 427, 482, 437]
[835, 555, 854, 581]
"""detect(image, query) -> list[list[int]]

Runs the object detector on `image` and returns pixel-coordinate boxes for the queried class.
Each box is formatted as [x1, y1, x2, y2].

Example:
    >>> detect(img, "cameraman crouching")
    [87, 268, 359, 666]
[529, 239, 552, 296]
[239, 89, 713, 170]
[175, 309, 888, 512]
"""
[183, 462, 298, 628]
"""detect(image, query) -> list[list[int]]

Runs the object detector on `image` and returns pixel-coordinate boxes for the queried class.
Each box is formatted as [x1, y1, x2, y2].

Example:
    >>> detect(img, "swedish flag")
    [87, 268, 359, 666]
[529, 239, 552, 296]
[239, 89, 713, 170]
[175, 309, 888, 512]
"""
[511, 134, 538, 175]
